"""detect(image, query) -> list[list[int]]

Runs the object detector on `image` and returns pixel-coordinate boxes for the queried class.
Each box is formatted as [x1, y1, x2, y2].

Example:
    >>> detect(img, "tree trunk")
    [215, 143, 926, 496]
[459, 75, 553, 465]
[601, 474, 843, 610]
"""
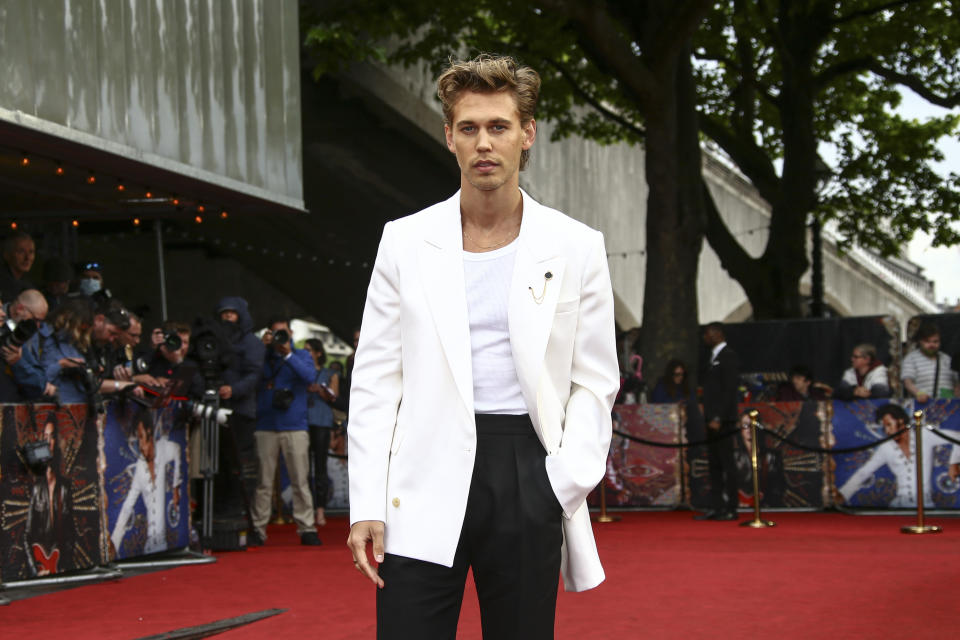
[638, 47, 706, 387]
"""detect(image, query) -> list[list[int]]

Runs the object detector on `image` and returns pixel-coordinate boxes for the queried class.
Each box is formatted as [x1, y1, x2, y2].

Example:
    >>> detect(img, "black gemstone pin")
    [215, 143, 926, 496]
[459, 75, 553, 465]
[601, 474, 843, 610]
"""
[545, 271, 553, 279]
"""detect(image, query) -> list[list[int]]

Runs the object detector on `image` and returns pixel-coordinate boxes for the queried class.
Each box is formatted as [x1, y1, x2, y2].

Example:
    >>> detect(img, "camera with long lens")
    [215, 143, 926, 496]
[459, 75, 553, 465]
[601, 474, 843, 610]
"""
[163, 331, 183, 352]
[271, 329, 290, 345]
[0, 318, 39, 349]
[189, 317, 233, 394]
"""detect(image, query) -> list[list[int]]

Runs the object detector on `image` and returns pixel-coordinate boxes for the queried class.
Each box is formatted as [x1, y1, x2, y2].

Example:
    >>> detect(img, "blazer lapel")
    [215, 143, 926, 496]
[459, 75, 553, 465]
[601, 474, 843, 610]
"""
[508, 191, 565, 419]
[418, 192, 474, 415]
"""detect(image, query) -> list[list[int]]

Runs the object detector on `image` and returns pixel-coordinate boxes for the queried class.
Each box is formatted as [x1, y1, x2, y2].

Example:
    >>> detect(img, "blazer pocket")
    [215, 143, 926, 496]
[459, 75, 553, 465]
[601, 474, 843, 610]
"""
[555, 297, 580, 315]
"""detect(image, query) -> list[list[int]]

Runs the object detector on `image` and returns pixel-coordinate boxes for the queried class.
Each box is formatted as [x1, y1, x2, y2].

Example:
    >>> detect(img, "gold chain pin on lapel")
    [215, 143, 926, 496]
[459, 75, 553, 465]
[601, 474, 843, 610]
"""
[528, 271, 553, 304]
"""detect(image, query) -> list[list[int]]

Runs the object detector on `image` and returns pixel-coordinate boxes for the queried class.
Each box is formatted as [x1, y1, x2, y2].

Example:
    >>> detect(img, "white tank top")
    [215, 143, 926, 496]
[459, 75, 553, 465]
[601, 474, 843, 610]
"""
[463, 239, 527, 414]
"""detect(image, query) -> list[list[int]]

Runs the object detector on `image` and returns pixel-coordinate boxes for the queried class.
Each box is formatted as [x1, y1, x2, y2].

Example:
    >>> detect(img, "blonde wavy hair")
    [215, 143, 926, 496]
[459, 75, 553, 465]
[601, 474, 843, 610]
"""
[50, 298, 93, 353]
[437, 54, 541, 170]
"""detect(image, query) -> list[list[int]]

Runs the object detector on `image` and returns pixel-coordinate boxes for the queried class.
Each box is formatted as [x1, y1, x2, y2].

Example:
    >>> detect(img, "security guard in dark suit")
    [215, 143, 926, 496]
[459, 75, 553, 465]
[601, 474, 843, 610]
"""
[696, 322, 741, 521]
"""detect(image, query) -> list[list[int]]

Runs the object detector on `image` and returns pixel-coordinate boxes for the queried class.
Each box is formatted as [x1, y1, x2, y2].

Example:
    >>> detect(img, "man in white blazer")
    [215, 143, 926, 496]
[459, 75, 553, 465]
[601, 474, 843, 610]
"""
[347, 54, 619, 639]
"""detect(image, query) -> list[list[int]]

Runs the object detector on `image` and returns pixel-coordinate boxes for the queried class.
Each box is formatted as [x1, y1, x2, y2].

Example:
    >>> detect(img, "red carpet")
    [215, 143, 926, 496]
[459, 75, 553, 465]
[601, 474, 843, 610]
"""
[3, 511, 957, 638]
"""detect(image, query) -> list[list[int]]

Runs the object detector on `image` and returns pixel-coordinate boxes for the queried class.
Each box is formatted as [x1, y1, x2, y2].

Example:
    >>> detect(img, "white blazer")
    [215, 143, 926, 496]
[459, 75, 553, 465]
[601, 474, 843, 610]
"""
[349, 189, 619, 592]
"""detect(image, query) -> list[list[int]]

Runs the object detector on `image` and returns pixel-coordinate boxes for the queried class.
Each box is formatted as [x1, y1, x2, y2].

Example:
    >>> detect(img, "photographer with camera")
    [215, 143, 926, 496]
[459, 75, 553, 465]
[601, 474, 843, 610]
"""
[144, 321, 203, 397]
[250, 318, 322, 547]
[0, 289, 49, 402]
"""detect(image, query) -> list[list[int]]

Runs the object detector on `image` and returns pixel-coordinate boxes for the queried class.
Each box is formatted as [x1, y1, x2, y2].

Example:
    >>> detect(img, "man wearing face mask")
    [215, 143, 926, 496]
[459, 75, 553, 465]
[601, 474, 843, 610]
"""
[76, 261, 109, 298]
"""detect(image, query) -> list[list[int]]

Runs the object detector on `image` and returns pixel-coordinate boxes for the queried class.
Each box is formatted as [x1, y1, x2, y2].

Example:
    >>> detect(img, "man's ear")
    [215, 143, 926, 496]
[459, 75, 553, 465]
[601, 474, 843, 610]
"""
[522, 118, 537, 150]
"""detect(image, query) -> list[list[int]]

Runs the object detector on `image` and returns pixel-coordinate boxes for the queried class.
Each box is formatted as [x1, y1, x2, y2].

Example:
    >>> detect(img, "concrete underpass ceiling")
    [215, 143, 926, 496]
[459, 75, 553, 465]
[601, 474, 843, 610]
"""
[1, 72, 457, 338]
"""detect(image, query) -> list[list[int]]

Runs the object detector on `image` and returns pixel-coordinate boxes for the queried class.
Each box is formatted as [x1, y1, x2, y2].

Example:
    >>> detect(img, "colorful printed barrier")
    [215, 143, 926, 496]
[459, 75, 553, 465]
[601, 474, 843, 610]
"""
[685, 401, 828, 510]
[590, 404, 683, 508]
[1, 400, 192, 582]
[0, 404, 105, 581]
[831, 399, 960, 508]
[596, 400, 960, 510]
[104, 402, 190, 559]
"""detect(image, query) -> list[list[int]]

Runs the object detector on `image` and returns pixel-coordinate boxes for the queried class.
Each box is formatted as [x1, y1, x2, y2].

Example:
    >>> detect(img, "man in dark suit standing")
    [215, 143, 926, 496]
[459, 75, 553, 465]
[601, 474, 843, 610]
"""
[696, 322, 740, 521]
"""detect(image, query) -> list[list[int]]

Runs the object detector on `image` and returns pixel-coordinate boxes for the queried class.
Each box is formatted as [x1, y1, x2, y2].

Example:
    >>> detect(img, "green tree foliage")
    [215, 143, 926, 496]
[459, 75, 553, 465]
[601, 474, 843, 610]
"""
[695, 0, 960, 317]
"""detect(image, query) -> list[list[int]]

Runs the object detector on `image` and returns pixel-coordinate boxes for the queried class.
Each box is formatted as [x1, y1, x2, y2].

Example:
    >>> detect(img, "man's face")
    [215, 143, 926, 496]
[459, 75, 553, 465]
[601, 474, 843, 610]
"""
[791, 375, 811, 396]
[850, 349, 870, 372]
[119, 318, 142, 347]
[220, 310, 239, 324]
[6, 237, 35, 275]
[93, 315, 120, 344]
[270, 322, 290, 350]
[702, 328, 720, 348]
[881, 413, 903, 436]
[444, 90, 535, 193]
[919, 334, 940, 357]
[81, 269, 103, 283]
[44, 422, 56, 451]
[136, 421, 155, 462]
[161, 332, 190, 364]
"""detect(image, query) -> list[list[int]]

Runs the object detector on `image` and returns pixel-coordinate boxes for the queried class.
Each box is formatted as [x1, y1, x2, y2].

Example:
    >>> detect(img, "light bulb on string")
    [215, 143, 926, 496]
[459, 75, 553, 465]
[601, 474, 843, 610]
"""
[145, 189, 153, 199]
[133, 218, 141, 226]
[195, 215, 203, 224]
[197, 204, 205, 214]
[220, 210, 228, 219]
[116, 180, 126, 192]
[10, 221, 18, 230]
[86, 172, 96, 185]
[55, 164, 64, 176]
[20, 153, 29, 167]
[72, 219, 80, 227]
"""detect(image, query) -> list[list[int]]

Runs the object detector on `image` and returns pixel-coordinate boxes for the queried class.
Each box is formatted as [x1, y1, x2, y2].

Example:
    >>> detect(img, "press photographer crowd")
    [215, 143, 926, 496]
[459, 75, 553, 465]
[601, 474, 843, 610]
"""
[1, 231, 352, 549]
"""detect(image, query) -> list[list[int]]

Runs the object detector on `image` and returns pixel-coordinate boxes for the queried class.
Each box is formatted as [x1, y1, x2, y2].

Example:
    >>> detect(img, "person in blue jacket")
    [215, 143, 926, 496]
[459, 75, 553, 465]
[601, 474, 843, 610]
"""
[250, 317, 322, 547]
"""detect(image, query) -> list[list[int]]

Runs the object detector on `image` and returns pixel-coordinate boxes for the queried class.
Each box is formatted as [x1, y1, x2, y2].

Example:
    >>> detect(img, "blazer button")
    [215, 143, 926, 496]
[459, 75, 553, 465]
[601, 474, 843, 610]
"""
[392, 497, 400, 508]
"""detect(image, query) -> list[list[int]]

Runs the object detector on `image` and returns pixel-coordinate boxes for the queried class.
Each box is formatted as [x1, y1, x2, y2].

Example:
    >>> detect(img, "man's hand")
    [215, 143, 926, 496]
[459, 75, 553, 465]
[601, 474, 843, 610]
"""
[133, 374, 162, 387]
[1, 344, 22, 365]
[707, 418, 721, 431]
[347, 520, 385, 588]
[113, 364, 132, 381]
[916, 392, 930, 403]
[949, 463, 960, 481]
[43, 382, 57, 397]
[853, 385, 870, 398]
[218, 385, 233, 400]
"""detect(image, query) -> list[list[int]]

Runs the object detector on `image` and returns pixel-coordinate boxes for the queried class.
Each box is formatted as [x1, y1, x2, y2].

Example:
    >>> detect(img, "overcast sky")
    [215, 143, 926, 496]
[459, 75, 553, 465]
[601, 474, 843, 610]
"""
[898, 90, 960, 305]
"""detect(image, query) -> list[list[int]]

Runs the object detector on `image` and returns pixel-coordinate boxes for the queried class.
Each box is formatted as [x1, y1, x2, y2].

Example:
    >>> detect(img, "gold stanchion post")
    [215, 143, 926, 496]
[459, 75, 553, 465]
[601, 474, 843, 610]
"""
[592, 478, 620, 523]
[740, 410, 775, 529]
[901, 410, 942, 535]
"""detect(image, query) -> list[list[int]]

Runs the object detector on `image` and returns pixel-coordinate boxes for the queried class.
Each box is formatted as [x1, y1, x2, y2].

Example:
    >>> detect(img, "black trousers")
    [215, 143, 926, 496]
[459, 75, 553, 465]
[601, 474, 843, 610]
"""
[706, 420, 739, 513]
[376, 414, 563, 640]
[308, 425, 332, 508]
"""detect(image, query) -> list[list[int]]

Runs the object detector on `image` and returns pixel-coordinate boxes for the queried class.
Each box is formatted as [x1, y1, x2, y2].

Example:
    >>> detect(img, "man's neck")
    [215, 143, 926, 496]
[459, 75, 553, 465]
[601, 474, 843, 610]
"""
[459, 179, 522, 229]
